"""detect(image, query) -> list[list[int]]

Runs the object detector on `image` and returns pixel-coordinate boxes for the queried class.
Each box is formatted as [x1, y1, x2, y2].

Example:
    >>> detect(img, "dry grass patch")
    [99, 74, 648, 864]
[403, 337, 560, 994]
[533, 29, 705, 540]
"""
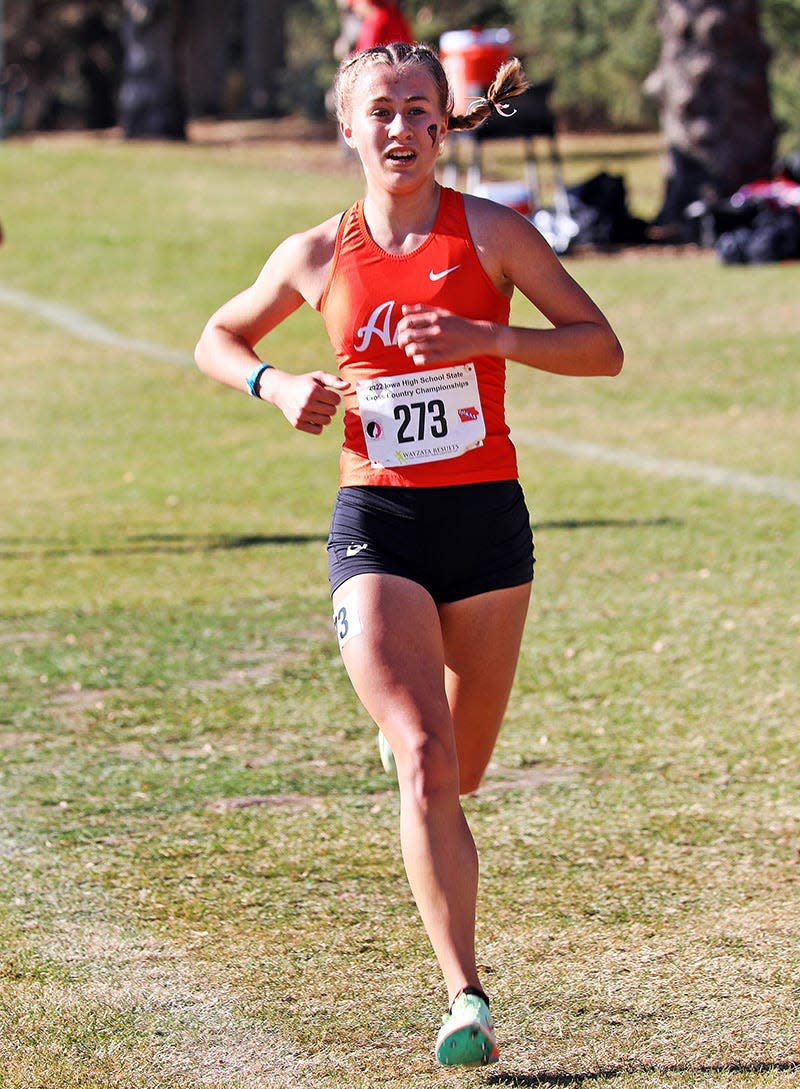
[0, 921, 313, 1089]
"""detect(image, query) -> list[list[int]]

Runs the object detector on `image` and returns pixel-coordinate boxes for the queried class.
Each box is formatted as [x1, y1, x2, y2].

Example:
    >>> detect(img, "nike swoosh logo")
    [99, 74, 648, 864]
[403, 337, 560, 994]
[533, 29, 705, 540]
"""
[429, 264, 461, 281]
[346, 543, 369, 557]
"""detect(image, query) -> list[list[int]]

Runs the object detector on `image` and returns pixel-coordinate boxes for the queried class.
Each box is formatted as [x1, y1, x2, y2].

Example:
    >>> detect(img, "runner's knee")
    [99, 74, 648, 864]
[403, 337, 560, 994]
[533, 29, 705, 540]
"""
[397, 729, 460, 809]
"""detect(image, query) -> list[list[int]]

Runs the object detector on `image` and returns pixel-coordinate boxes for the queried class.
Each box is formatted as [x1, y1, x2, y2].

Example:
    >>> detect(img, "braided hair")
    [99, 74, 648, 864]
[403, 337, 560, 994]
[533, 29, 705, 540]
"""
[333, 41, 529, 132]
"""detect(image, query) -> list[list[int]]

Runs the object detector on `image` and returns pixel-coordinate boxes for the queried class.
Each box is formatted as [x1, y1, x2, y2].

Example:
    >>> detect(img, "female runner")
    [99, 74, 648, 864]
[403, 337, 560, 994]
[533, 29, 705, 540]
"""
[195, 41, 623, 1067]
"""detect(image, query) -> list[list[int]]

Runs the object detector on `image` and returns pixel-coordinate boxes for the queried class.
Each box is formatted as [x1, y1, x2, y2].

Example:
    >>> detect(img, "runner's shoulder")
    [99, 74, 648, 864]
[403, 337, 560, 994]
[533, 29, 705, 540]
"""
[463, 191, 540, 240]
[265, 212, 343, 303]
[279, 212, 342, 272]
[462, 191, 555, 279]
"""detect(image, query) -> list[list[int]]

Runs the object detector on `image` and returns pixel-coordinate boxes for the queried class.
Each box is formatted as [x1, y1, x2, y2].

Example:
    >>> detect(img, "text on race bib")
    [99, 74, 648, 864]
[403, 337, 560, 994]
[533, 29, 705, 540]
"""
[356, 364, 485, 468]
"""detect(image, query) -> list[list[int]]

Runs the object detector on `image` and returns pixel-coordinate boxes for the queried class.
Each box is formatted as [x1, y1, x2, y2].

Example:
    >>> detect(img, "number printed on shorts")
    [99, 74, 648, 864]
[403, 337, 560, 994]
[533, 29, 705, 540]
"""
[394, 399, 448, 443]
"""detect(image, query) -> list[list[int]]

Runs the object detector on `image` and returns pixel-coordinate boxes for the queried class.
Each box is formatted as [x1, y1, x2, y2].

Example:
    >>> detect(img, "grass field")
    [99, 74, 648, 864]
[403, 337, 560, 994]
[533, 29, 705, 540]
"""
[1, 127, 799, 1089]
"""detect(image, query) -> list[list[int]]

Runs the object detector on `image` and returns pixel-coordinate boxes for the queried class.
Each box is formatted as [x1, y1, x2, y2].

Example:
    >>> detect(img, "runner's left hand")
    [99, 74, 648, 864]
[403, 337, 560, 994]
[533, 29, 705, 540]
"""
[396, 305, 497, 367]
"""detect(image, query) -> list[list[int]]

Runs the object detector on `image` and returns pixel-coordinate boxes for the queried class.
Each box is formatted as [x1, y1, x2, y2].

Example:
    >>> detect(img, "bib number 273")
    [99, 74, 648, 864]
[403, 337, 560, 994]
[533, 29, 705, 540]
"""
[356, 363, 485, 467]
[394, 399, 447, 443]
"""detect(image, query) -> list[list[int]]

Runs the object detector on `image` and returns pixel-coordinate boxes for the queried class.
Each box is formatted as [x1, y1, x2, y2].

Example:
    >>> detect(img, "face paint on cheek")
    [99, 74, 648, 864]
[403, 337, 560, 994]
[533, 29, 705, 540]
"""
[427, 124, 437, 147]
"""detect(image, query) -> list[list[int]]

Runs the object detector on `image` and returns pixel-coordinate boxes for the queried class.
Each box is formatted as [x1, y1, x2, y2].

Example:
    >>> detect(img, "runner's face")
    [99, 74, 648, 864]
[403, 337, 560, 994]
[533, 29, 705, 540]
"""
[342, 66, 446, 191]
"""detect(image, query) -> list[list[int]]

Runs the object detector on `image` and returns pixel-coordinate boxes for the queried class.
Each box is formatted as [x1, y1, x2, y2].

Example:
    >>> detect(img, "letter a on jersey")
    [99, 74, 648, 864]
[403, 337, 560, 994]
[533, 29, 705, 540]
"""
[354, 300, 398, 353]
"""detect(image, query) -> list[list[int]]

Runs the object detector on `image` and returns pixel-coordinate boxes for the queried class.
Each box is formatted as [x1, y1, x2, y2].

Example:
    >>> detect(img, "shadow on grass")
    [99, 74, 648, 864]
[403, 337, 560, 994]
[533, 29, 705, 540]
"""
[535, 516, 680, 532]
[0, 533, 329, 557]
[487, 1059, 800, 1086]
[0, 519, 679, 559]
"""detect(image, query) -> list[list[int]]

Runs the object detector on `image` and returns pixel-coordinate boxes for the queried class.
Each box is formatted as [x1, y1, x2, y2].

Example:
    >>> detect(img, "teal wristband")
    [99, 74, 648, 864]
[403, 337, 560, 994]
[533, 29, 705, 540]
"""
[246, 362, 272, 398]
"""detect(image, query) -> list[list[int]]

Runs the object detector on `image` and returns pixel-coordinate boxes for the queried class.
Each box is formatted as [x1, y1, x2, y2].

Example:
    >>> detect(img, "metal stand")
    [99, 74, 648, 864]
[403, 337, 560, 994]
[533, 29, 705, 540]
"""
[442, 80, 569, 219]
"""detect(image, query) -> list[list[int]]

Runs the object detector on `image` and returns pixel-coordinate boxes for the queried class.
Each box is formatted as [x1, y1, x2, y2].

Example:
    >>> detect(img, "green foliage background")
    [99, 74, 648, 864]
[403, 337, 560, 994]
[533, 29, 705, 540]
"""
[3, 0, 800, 144]
[292, 0, 800, 142]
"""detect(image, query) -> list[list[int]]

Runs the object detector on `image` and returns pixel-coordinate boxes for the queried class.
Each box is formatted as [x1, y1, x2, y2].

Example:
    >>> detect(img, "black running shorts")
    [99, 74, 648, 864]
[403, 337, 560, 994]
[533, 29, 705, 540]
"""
[327, 480, 534, 603]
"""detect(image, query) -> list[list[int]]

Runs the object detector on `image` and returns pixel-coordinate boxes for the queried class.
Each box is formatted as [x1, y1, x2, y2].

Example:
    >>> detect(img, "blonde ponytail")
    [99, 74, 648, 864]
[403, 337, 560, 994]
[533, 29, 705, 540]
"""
[447, 57, 529, 133]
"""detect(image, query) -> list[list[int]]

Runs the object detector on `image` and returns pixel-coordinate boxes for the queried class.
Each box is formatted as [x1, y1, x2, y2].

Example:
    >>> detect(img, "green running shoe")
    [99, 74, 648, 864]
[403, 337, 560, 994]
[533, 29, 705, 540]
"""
[377, 730, 396, 776]
[435, 991, 499, 1067]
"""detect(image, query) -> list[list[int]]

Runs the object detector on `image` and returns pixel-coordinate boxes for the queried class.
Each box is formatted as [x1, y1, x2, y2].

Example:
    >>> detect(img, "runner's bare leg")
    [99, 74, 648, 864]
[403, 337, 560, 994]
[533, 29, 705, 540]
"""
[333, 573, 530, 1002]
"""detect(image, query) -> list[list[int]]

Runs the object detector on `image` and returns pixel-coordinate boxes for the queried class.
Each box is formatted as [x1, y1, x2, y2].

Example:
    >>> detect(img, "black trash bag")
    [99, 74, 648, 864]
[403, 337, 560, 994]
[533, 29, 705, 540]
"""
[715, 206, 800, 264]
[714, 227, 753, 264]
[747, 207, 800, 263]
[566, 172, 649, 247]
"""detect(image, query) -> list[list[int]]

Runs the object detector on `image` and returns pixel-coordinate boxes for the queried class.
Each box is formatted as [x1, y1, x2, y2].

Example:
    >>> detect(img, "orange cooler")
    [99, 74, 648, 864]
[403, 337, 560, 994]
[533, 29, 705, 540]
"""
[439, 28, 512, 114]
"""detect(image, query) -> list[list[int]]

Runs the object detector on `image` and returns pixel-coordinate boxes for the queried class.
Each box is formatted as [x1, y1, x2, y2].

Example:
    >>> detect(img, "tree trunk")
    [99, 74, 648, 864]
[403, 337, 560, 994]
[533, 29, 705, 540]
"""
[185, 0, 237, 117]
[646, 0, 778, 226]
[118, 0, 188, 139]
[242, 0, 286, 117]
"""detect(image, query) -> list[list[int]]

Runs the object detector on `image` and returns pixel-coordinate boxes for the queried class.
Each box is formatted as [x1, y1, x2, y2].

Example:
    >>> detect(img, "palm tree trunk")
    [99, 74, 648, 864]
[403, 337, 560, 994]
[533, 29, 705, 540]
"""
[646, 0, 777, 225]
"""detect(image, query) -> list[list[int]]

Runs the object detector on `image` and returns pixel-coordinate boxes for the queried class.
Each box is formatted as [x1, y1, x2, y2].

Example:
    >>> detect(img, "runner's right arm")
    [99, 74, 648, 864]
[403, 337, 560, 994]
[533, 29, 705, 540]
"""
[194, 219, 349, 435]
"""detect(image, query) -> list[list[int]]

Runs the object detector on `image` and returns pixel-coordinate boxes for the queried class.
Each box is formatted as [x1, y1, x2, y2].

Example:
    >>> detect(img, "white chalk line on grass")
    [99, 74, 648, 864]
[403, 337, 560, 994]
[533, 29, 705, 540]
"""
[512, 428, 800, 507]
[3, 282, 799, 507]
[0, 282, 191, 364]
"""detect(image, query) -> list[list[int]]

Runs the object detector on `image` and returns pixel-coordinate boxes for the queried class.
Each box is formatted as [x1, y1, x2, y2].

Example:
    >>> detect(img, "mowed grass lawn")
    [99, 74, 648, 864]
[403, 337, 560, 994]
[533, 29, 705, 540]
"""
[0, 130, 798, 1089]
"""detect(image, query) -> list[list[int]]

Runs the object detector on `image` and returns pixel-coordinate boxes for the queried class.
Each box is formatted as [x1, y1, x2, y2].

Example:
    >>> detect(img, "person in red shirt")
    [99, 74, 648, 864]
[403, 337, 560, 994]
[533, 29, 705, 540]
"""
[352, 0, 413, 52]
[195, 42, 622, 1068]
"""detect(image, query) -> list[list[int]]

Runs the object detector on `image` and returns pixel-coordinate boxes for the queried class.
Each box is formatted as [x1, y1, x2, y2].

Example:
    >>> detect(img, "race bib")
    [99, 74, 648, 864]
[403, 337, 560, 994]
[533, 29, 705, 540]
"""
[356, 364, 485, 468]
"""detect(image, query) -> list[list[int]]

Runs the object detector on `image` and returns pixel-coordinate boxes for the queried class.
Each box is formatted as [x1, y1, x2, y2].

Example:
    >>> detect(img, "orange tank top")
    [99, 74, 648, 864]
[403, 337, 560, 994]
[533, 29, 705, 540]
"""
[318, 186, 518, 487]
